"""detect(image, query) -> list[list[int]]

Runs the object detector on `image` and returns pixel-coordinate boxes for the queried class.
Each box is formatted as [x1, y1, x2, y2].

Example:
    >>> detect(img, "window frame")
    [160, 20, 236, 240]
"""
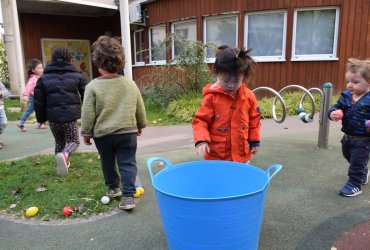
[148, 25, 167, 65]
[291, 6, 340, 61]
[245, 10, 287, 62]
[171, 19, 197, 60]
[133, 29, 145, 66]
[203, 14, 238, 63]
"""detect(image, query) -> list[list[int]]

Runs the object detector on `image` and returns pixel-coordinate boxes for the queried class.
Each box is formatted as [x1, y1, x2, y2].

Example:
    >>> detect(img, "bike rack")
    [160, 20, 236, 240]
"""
[253, 83, 333, 149]
[253, 86, 287, 123]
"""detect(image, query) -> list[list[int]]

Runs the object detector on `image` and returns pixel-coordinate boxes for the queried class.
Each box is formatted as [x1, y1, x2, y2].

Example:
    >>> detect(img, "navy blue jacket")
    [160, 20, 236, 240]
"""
[34, 61, 86, 123]
[328, 90, 370, 136]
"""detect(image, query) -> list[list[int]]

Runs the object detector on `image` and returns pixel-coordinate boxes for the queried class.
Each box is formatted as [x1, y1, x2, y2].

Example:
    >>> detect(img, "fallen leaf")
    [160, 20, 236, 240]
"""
[40, 215, 50, 221]
[11, 188, 22, 196]
[9, 204, 16, 209]
[35, 187, 48, 192]
[75, 204, 86, 213]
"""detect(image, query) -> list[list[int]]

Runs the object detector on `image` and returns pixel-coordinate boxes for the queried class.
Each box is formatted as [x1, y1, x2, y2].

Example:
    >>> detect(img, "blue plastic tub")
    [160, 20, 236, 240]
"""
[147, 157, 282, 250]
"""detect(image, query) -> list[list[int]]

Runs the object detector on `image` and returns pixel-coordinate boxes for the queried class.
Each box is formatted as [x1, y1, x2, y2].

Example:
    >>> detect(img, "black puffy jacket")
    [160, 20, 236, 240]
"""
[34, 61, 87, 123]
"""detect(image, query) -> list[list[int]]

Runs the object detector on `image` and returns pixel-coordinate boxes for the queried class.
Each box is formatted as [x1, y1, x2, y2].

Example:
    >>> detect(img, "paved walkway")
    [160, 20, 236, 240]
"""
[0, 116, 369, 250]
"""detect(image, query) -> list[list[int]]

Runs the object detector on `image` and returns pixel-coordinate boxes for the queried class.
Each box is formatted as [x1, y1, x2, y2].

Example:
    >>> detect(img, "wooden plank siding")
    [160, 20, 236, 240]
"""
[20, 13, 121, 78]
[18, 0, 370, 95]
[132, 0, 370, 94]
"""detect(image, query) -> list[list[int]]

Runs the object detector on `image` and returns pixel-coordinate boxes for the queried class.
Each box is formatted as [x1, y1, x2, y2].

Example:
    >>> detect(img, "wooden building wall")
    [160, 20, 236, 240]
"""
[132, 0, 370, 94]
[19, 13, 121, 78]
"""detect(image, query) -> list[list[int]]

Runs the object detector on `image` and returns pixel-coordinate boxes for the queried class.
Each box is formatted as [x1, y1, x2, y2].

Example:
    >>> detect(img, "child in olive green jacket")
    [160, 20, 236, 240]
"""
[81, 36, 146, 210]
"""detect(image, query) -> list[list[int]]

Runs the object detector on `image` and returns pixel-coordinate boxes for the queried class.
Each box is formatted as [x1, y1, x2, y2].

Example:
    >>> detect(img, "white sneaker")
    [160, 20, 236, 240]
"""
[56, 153, 69, 176]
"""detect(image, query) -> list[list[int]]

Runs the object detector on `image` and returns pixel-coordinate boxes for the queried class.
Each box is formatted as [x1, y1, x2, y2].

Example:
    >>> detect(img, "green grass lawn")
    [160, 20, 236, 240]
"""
[144, 100, 184, 126]
[0, 152, 125, 220]
[4, 98, 22, 121]
[1, 91, 336, 221]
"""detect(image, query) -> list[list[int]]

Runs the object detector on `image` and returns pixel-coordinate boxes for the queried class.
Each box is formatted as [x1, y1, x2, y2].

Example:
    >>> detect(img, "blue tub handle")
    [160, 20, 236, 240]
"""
[265, 164, 283, 183]
[147, 157, 174, 182]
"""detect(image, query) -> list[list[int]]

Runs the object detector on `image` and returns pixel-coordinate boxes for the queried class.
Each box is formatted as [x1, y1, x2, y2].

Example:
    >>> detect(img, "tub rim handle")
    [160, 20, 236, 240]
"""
[265, 164, 283, 183]
[147, 157, 174, 181]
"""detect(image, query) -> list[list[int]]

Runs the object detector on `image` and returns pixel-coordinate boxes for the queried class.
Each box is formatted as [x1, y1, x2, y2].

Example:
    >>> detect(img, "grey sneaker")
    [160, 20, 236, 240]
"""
[55, 153, 69, 176]
[118, 196, 135, 210]
[106, 188, 122, 198]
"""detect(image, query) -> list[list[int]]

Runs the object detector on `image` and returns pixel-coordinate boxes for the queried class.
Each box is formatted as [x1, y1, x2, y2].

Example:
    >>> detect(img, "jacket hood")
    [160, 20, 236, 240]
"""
[44, 62, 79, 74]
[202, 83, 247, 97]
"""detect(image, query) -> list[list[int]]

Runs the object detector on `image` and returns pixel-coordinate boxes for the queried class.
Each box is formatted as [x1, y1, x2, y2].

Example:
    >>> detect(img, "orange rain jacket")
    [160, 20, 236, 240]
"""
[192, 83, 261, 163]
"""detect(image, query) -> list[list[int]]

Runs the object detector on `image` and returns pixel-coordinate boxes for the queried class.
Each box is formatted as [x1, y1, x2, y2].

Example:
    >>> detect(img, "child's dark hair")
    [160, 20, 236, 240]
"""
[26, 58, 42, 79]
[92, 36, 125, 73]
[214, 46, 256, 82]
[51, 46, 72, 63]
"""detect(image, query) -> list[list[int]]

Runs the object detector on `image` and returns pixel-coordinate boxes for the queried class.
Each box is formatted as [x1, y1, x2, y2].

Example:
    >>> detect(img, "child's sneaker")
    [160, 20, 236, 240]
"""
[106, 188, 122, 198]
[339, 182, 362, 197]
[55, 152, 70, 176]
[16, 124, 27, 132]
[362, 170, 369, 185]
[118, 196, 135, 210]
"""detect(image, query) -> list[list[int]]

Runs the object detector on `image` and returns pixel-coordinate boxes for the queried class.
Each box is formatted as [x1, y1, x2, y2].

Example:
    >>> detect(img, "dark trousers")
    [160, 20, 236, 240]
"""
[94, 133, 137, 196]
[341, 136, 370, 187]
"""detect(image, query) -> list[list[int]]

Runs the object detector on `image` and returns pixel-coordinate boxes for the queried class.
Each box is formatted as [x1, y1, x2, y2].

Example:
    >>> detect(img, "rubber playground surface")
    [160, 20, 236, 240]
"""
[0, 116, 369, 250]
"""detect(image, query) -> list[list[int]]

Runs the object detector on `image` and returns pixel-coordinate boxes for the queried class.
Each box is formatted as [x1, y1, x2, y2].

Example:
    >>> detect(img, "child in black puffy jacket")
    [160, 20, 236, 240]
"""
[34, 46, 86, 176]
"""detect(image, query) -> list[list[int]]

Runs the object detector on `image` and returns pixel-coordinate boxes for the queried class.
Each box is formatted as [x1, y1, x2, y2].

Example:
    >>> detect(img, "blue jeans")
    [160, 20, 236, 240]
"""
[19, 96, 34, 126]
[0, 106, 7, 135]
[94, 133, 138, 197]
[341, 136, 370, 187]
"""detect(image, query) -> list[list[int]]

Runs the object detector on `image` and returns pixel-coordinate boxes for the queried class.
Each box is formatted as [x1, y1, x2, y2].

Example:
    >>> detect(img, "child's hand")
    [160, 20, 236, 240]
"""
[330, 109, 344, 121]
[137, 128, 143, 136]
[196, 143, 210, 157]
[251, 146, 260, 155]
[83, 136, 92, 145]
[23, 96, 29, 102]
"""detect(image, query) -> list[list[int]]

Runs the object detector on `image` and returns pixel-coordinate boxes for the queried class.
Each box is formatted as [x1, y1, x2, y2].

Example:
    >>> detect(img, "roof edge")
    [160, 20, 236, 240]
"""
[58, 0, 118, 10]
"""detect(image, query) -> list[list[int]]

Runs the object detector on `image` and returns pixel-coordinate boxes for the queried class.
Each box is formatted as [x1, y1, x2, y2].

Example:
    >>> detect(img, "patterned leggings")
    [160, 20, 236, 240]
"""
[49, 121, 80, 155]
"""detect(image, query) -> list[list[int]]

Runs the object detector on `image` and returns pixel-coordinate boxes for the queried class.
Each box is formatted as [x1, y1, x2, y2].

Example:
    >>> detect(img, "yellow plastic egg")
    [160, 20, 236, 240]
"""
[26, 206, 39, 217]
[137, 187, 145, 195]
[133, 189, 141, 198]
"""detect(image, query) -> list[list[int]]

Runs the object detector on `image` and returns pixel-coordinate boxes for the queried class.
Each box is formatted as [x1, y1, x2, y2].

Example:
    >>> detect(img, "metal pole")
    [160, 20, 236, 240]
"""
[119, 0, 133, 79]
[1, 0, 25, 96]
[318, 82, 333, 149]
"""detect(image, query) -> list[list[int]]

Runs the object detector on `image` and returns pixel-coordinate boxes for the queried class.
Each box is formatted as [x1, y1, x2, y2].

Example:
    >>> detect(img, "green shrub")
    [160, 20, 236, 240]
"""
[143, 98, 182, 125]
[258, 92, 323, 119]
[165, 91, 338, 123]
[141, 36, 215, 110]
[166, 92, 202, 122]
[0, 42, 9, 89]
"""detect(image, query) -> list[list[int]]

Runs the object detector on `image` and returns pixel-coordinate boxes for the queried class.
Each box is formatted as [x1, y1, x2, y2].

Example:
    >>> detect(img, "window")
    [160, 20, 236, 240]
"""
[171, 20, 197, 59]
[245, 10, 287, 62]
[292, 7, 340, 61]
[203, 15, 238, 62]
[133, 29, 145, 66]
[149, 25, 166, 64]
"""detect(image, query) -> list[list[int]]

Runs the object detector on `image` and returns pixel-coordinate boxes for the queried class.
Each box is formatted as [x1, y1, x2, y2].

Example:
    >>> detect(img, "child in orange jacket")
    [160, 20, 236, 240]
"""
[192, 46, 261, 163]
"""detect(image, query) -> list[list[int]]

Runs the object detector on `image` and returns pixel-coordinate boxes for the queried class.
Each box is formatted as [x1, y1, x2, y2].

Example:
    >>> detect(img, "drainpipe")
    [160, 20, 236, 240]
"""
[118, 0, 133, 79]
[1, 0, 25, 97]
